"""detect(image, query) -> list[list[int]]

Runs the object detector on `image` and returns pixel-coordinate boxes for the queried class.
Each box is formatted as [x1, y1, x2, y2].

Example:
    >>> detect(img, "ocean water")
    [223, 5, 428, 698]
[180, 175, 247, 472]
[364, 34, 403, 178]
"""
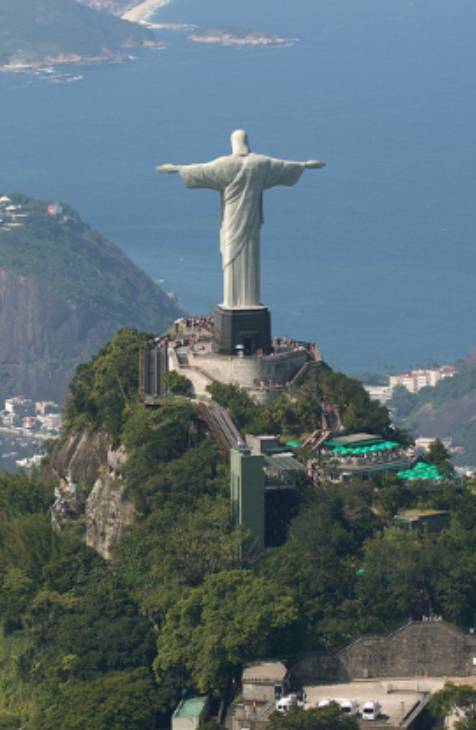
[0, 0, 475, 372]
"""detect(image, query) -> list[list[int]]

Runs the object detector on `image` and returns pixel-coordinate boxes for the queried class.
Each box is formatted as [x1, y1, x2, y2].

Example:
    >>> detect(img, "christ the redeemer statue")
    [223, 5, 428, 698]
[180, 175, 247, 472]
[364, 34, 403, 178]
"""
[157, 129, 325, 309]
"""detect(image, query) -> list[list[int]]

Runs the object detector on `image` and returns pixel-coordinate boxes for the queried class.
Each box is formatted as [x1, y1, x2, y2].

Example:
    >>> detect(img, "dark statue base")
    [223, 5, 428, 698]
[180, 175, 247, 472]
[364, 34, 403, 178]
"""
[214, 306, 272, 356]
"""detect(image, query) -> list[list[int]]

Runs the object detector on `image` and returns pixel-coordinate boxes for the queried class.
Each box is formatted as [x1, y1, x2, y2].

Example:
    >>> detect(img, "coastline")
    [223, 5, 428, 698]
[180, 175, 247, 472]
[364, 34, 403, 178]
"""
[0, 51, 132, 74]
[122, 0, 171, 23]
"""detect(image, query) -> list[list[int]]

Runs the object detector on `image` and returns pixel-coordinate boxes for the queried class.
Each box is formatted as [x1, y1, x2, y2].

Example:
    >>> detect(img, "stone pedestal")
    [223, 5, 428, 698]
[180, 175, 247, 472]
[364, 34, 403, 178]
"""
[214, 306, 272, 355]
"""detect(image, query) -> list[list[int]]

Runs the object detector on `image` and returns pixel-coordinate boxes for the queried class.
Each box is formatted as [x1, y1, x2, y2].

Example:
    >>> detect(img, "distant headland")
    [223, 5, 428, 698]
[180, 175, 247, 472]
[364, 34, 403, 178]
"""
[0, 0, 158, 73]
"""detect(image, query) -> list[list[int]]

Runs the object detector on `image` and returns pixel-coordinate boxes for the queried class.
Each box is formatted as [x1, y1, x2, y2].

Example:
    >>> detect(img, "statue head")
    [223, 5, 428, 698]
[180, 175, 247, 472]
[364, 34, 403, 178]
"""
[231, 129, 251, 157]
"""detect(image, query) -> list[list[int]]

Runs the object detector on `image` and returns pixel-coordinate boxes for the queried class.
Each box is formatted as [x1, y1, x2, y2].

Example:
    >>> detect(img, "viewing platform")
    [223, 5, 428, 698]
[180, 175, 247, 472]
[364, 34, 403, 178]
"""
[141, 316, 324, 405]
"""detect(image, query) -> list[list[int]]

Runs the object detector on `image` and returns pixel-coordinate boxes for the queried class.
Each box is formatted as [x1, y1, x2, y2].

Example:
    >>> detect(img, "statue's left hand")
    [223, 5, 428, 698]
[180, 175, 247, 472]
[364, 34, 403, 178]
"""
[156, 163, 180, 174]
[305, 160, 326, 169]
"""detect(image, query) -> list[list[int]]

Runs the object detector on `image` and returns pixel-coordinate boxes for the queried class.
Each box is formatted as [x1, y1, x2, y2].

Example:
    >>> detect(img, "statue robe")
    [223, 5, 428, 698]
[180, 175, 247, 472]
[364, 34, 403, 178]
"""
[179, 153, 305, 309]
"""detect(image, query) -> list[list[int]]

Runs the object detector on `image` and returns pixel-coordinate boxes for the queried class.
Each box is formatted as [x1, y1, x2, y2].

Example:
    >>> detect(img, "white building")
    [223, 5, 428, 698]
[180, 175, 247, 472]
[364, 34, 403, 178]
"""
[389, 366, 457, 394]
[4, 397, 36, 417]
[364, 385, 393, 404]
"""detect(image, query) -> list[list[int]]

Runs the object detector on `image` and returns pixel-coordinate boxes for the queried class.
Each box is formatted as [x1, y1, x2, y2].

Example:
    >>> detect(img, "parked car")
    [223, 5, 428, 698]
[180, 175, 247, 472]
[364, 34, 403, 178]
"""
[340, 698, 359, 716]
[276, 694, 298, 713]
[361, 700, 382, 721]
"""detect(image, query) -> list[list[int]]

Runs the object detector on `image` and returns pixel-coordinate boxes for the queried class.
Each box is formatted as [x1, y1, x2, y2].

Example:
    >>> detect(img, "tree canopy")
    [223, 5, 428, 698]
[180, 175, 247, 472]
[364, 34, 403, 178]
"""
[2, 330, 475, 728]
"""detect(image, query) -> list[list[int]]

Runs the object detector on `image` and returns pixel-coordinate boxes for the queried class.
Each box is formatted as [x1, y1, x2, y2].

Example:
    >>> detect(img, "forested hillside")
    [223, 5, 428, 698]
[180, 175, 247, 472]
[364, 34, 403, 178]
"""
[0, 329, 474, 728]
[0, 195, 181, 401]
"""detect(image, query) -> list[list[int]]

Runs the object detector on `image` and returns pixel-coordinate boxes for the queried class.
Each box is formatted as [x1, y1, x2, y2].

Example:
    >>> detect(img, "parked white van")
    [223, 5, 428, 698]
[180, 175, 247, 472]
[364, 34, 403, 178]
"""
[361, 700, 382, 721]
[276, 695, 298, 713]
[340, 699, 359, 716]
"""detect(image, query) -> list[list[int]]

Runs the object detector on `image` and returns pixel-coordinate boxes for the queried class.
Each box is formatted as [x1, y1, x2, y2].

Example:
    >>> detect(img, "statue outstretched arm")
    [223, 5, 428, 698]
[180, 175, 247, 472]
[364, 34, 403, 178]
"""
[157, 157, 235, 190]
[264, 157, 326, 189]
[304, 160, 326, 169]
[156, 163, 181, 174]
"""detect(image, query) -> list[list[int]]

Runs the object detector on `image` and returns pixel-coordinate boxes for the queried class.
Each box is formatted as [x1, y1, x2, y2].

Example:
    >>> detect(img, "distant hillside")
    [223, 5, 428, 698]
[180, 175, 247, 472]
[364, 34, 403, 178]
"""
[0, 0, 154, 67]
[390, 353, 476, 465]
[0, 194, 181, 401]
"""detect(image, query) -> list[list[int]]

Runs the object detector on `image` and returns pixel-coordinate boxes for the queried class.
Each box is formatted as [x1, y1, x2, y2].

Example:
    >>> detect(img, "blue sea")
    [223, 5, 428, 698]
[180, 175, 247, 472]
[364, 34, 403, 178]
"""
[1, 0, 475, 373]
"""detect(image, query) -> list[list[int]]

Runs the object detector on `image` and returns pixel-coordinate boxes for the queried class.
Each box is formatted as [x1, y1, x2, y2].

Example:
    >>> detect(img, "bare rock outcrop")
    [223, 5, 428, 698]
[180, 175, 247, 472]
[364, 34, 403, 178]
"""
[86, 449, 135, 560]
[48, 431, 135, 560]
[0, 268, 114, 401]
[46, 430, 110, 489]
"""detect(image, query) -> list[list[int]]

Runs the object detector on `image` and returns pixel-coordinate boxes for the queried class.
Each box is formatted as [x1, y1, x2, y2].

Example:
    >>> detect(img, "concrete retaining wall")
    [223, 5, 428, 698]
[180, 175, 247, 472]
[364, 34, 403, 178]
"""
[292, 622, 476, 684]
[188, 350, 308, 389]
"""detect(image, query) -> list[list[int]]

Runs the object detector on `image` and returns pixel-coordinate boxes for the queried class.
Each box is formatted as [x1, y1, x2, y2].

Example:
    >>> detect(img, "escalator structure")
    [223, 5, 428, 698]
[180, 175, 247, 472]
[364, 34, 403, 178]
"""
[194, 400, 243, 457]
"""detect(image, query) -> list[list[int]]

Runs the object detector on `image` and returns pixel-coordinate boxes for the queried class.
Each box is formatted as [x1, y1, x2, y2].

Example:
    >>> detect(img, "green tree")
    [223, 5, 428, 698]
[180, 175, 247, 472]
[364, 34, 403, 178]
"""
[0, 472, 53, 518]
[373, 475, 412, 518]
[0, 514, 59, 585]
[430, 519, 476, 625]
[0, 568, 34, 631]
[206, 382, 267, 433]
[64, 328, 150, 438]
[121, 403, 226, 513]
[316, 370, 393, 436]
[429, 683, 476, 726]
[261, 487, 377, 649]
[113, 496, 242, 616]
[164, 370, 193, 396]
[154, 570, 297, 694]
[427, 438, 450, 465]
[426, 438, 454, 477]
[0, 717, 21, 730]
[33, 669, 158, 730]
[355, 528, 433, 630]
[23, 577, 155, 684]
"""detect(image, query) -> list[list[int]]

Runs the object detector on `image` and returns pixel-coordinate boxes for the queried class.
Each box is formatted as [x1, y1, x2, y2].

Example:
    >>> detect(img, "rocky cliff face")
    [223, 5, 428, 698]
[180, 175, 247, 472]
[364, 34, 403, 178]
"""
[47, 430, 110, 487]
[48, 430, 135, 560]
[86, 461, 135, 560]
[0, 268, 121, 401]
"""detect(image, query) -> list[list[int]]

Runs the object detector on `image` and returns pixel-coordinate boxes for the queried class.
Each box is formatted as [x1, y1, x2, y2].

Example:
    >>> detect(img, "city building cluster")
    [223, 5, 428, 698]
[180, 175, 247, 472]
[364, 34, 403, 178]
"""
[2, 396, 62, 434]
[0, 195, 29, 231]
[365, 365, 457, 403]
[0, 196, 66, 233]
[388, 365, 457, 393]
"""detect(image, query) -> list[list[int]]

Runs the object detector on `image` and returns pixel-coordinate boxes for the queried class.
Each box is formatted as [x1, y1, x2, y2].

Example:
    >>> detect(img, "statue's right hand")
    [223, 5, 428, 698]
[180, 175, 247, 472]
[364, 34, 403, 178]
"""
[156, 163, 179, 174]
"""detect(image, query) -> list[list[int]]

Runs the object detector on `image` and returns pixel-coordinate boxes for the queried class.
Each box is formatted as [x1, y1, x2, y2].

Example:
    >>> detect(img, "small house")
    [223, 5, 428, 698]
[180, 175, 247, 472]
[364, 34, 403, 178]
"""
[242, 661, 289, 704]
